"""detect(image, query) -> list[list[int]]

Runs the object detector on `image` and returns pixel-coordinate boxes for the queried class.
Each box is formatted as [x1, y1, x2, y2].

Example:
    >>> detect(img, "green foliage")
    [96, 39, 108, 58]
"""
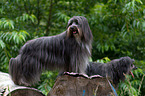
[35, 71, 58, 95]
[96, 57, 111, 63]
[0, 18, 14, 29]
[16, 13, 37, 23]
[117, 69, 144, 96]
[0, 30, 29, 72]
[90, 0, 145, 60]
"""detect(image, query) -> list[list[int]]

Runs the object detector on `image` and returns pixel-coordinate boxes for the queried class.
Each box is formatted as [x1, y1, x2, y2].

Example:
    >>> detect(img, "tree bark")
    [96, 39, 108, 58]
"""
[48, 72, 114, 96]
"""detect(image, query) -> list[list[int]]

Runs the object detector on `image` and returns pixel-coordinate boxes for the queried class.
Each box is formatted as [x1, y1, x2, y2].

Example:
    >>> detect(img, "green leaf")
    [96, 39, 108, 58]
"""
[0, 39, 5, 49]
[135, 0, 143, 4]
[30, 14, 37, 23]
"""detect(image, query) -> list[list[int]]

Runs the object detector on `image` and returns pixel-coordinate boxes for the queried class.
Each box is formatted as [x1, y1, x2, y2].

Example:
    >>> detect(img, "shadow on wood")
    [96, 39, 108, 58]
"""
[0, 72, 44, 96]
[48, 72, 115, 96]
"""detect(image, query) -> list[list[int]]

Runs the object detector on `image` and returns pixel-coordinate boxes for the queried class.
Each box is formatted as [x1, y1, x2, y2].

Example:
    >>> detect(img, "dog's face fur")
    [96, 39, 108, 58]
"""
[125, 59, 137, 78]
[67, 18, 82, 38]
[117, 57, 136, 76]
[67, 16, 93, 44]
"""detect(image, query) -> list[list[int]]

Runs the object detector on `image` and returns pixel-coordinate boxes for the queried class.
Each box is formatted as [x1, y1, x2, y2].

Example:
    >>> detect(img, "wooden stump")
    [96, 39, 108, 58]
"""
[0, 72, 116, 96]
[6, 87, 45, 96]
[48, 72, 114, 96]
[0, 72, 44, 96]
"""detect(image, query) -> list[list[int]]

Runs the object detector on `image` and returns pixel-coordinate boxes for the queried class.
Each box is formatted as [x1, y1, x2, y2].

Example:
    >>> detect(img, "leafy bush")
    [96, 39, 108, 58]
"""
[34, 71, 58, 95]
[118, 69, 144, 96]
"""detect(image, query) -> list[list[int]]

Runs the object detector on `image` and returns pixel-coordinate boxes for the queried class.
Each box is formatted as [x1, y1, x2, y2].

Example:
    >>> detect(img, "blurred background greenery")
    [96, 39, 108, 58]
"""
[0, 0, 144, 95]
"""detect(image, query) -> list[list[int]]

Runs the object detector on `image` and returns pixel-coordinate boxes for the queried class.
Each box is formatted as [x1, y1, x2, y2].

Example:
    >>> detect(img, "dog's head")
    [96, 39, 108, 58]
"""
[66, 16, 93, 44]
[120, 57, 137, 78]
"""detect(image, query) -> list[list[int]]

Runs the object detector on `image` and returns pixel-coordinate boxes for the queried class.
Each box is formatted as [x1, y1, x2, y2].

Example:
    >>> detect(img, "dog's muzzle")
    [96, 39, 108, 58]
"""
[70, 26, 78, 34]
[132, 65, 138, 70]
[129, 65, 137, 78]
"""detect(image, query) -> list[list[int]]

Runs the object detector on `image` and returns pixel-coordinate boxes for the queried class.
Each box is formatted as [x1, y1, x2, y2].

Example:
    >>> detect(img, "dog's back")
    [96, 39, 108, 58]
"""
[87, 62, 108, 77]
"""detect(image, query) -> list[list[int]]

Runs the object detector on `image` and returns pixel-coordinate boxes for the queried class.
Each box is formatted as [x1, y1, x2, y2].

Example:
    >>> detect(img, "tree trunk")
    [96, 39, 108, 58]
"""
[0, 72, 116, 96]
[48, 72, 115, 96]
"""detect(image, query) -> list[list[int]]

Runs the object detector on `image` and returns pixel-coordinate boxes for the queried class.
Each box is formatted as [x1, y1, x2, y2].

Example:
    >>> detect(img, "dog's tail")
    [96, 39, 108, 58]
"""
[9, 55, 23, 85]
[9, 55, 41, 86]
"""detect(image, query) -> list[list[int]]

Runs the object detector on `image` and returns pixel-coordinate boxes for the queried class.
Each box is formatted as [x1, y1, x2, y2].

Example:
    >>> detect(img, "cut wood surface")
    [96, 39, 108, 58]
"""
[48, 72, 114, 96]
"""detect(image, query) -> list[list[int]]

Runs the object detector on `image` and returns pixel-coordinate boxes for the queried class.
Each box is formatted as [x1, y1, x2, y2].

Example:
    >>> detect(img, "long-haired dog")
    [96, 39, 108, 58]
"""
[86, 57, 137, 86]
[9, 16, 93, 86]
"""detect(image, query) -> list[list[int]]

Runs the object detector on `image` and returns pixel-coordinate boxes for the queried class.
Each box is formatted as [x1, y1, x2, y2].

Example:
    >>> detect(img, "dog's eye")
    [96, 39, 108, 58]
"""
[68, 21, 73, 26]
[69, 22, 72, 25]
[75, 20, 78, 24]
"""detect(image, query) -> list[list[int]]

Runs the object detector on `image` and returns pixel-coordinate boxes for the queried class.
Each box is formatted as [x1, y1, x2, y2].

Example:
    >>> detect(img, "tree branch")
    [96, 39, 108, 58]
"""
[37, 0, 40, 25]
[45, 0, 53, 36]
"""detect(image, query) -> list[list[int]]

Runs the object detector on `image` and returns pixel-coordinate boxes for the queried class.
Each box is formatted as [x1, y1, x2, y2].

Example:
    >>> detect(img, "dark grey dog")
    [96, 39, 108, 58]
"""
[9, 16, 93, 86]
[86, 57, 137, 86]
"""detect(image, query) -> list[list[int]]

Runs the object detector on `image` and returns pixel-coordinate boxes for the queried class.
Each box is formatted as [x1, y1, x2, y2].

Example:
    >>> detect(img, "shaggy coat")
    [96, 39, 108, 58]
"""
[86, 57, 137, 86]
[9, 16, 93, 86]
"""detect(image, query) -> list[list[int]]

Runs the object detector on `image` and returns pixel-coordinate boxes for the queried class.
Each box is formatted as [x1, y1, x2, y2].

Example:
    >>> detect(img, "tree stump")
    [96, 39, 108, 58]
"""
[0, 72, 116, 96]
[48, 72, 114, 96]
[0, 72, 44, 96]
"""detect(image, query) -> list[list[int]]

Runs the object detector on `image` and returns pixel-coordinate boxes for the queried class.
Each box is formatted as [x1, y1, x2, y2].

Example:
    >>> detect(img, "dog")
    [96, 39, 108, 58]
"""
[9, 16, 93, 86]
[86, 57, 137, 86]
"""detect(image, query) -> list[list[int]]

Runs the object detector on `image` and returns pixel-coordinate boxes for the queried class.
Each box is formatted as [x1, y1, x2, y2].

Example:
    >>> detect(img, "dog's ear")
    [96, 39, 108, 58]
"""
[132, 59, 135, 62]
[67, 20, 71, 29]
[120, 57, 126, 64]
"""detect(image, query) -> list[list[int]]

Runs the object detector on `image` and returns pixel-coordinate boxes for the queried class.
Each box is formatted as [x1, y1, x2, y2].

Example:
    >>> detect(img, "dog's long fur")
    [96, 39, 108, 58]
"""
[9, 16, 93, 86]
[86, 57, 137, 86]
